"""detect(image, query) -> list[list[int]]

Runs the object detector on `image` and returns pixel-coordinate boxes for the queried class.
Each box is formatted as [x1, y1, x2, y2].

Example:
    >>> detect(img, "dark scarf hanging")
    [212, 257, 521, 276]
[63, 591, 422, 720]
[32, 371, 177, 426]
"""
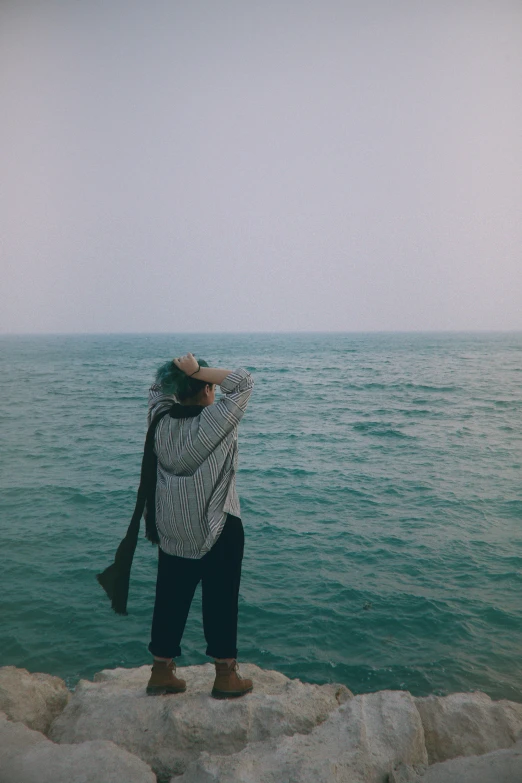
[96, 403, 204, 615]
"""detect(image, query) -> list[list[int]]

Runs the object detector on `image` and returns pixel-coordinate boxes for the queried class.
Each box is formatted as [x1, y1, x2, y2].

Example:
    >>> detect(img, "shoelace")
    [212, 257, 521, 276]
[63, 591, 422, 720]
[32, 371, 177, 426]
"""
[216, 659, 243, 677]
[232, 660, 244, 678]
[153, 660, 175, 670]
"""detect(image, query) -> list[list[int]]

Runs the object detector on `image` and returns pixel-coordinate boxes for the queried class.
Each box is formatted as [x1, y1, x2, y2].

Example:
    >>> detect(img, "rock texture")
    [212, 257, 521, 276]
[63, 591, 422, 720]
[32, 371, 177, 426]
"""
[391, 739, 522, 783]
[415, 691, 522, 764]
[177, 689, 428, 783]
[418, 740, 522, 782]
[0, 666, 69, 734]
[49, 663, 351, 779]
[2, 663, 522, 783]
[0, 711, 156, 783]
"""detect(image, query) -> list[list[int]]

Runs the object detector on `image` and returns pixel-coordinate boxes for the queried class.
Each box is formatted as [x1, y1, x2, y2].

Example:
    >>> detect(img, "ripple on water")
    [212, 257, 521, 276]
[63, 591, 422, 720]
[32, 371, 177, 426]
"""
[1, 333, 522, 700]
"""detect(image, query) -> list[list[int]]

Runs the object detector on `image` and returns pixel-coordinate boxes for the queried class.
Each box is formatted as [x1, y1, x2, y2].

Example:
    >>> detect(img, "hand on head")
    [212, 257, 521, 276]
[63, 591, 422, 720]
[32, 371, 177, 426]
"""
[173, 353, 199, 376]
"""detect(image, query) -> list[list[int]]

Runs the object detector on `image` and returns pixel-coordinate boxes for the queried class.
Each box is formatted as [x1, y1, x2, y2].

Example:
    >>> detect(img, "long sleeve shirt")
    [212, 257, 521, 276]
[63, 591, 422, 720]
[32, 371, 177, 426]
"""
[147, 368, 254, 558]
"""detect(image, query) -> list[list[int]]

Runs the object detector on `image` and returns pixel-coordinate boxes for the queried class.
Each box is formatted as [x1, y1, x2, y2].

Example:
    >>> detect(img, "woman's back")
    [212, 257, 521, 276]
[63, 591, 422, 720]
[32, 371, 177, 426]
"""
[148, 368, 254, 558]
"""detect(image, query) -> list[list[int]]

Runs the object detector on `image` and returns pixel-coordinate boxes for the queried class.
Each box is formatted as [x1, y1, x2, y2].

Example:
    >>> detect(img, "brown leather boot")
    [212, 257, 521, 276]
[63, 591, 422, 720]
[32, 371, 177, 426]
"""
[146, 660, 186, 695]
[211, 660, 253, 699]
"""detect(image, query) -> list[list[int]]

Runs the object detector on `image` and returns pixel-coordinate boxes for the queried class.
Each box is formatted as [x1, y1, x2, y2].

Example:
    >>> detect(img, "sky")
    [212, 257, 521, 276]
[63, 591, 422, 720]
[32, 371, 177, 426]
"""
[1, 0, 521, 334]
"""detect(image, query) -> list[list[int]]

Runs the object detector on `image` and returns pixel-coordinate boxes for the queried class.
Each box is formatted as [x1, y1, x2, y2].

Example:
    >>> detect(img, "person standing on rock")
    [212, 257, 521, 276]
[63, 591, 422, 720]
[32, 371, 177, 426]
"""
[144, 352, 254, 699]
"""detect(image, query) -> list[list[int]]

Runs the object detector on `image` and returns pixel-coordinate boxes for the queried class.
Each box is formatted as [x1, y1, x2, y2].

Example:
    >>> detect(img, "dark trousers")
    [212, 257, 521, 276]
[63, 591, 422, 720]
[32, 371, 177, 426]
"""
[148, 514, 244, 659]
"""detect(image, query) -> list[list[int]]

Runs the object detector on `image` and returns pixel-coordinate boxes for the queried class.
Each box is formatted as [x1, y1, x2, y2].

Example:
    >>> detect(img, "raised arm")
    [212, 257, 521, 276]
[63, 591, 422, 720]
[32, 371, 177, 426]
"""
[173, 354, 232, 386]
[170, 356, 254, 474]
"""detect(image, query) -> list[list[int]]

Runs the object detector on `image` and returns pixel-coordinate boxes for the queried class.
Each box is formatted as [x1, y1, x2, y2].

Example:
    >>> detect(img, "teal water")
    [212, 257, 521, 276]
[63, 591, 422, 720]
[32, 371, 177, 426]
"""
[1, 333, 521, 699]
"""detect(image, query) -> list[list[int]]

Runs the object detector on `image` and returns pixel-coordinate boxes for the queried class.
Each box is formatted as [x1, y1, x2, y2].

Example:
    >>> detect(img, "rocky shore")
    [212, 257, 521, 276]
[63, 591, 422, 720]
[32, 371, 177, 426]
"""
[1, 663, 522, 782]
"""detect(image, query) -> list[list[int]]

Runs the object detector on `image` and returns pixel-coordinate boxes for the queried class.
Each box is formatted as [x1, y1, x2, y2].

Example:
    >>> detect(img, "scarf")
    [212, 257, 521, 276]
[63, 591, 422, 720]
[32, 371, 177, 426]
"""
[96, 402, 204, 615]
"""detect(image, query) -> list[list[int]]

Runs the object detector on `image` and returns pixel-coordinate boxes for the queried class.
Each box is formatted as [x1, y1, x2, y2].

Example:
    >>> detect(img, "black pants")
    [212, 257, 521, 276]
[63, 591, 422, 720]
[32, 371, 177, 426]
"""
[148, 514, 244, 659]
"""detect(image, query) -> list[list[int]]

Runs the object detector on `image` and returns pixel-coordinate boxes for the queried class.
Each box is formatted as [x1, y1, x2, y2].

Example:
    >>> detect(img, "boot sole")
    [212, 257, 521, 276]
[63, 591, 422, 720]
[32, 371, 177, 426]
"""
[146, 685, 186, 695]
[211, 686, 253, 700]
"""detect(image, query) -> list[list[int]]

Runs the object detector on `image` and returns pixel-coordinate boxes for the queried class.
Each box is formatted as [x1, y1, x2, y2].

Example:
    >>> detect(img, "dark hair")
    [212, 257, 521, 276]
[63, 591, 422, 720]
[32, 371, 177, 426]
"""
[155, 358, 211, 401]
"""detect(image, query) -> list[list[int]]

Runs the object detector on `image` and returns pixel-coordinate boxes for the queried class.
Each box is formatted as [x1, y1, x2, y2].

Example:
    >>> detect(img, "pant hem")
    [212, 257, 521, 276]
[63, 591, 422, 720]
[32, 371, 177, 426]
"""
[148, 643, 182, 658]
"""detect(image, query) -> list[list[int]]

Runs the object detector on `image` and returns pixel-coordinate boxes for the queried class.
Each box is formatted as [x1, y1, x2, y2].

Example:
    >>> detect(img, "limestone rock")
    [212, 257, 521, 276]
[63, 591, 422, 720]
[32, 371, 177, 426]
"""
[0, 712, 156, 783]
[0, 666, 69, 734]
[389, 763, 427, 783]
[177, 690, 428, 783]
[413, 739, 522, 782]
[49, 663, 351, 779]
[415, 692, 522, 764]
[0, 709, 48, 761]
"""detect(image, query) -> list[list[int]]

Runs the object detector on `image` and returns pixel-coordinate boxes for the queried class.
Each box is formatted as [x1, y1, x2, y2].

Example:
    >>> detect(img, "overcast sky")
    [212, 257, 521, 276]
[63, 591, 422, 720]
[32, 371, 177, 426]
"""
[1, 0, 521, 333]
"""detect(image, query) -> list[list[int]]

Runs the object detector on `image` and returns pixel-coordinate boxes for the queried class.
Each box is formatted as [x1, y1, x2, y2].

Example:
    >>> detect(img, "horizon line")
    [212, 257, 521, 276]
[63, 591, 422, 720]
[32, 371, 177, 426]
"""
[1, 329, 522, 337]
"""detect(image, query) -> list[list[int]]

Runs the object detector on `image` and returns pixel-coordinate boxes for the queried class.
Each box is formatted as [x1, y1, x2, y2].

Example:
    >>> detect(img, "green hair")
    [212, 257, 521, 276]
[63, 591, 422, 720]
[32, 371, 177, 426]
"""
[155, 358, 211, 401]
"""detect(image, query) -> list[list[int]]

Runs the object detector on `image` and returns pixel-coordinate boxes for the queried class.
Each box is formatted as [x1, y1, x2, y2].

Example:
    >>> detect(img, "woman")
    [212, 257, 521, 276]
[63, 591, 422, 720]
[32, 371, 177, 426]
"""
[145, 352, 255, 699]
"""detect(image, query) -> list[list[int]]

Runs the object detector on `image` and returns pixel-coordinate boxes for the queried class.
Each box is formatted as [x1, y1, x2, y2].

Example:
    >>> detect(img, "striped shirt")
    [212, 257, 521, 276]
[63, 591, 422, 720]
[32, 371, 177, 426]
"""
[147, 368, 254, 558]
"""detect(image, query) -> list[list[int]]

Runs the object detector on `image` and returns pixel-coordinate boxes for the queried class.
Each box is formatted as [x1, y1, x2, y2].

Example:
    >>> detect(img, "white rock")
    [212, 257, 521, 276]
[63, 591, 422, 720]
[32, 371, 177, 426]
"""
[49, 663, 351, 779]
[415, 692, 522, 764]
[177, 690, 428, 783]
[389, 763, 426, 783]
[0, 712, 156, 783]
[0, 709, 48, 760]
[0, 666, 70, 735]
[414, 739, 522, 782]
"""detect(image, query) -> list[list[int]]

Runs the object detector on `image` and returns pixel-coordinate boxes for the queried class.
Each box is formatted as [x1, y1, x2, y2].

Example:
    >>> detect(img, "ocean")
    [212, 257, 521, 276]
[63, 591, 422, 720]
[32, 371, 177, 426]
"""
[1, 332, 521, 700]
